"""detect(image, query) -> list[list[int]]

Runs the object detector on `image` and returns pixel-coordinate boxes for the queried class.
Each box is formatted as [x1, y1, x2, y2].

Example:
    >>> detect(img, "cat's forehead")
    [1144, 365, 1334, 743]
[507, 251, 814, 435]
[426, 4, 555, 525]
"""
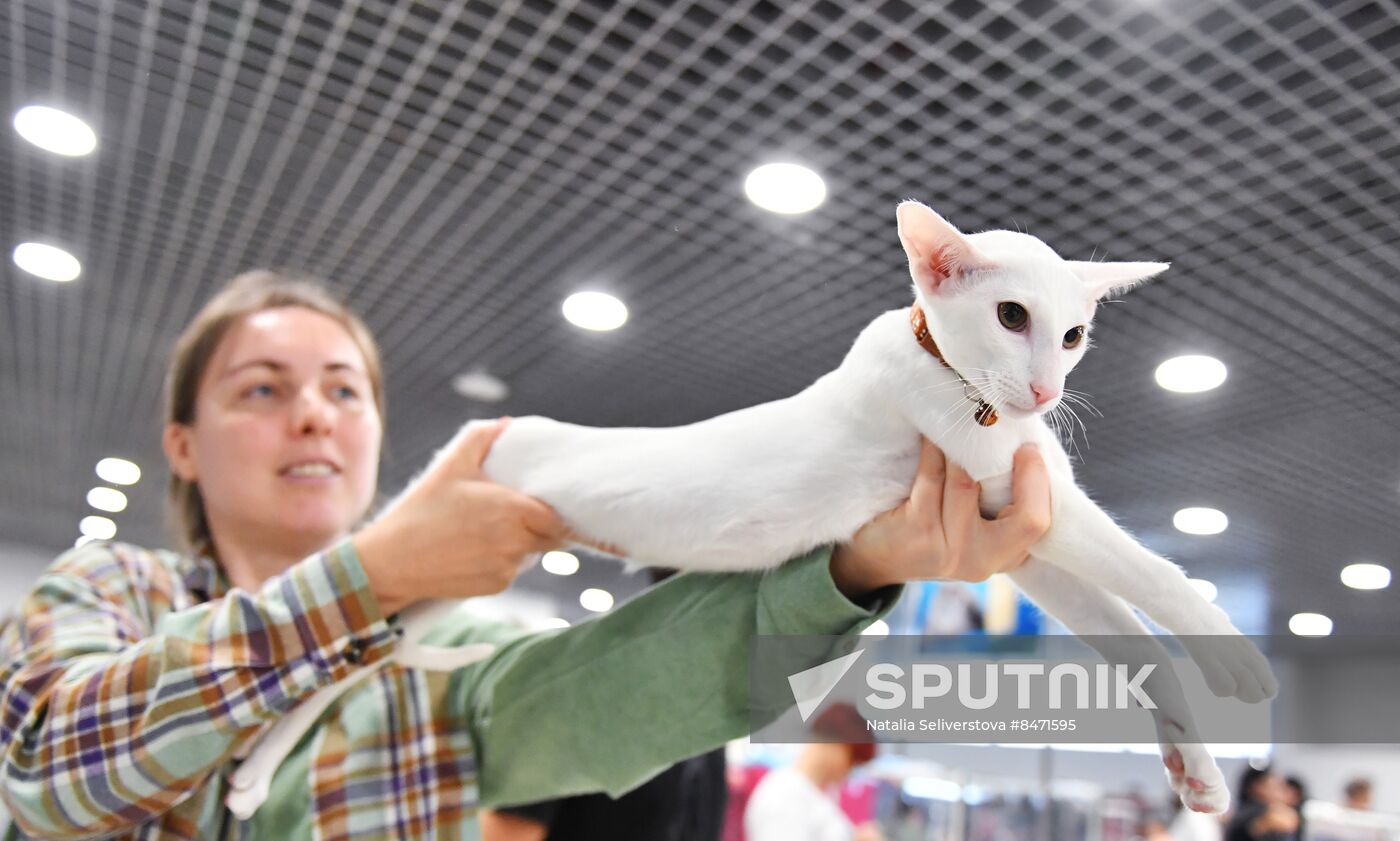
[965, 229, 1063, 261]
[974, 269, 1090, 313]
[961, 247, 1096, 323]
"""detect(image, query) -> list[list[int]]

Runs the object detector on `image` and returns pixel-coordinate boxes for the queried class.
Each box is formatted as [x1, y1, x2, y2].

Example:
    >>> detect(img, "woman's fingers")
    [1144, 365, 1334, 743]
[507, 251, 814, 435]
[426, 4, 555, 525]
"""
[906, 438, 946, 516]
[834, 442, 1056, 593]
[968, 444, 1051, 576]
[518, 495, 569, 542]
[562, 528, 626, 556]
[454, 417, 511, 476]
[995, 444, 1053, 544]
[941, 460, 981, 542]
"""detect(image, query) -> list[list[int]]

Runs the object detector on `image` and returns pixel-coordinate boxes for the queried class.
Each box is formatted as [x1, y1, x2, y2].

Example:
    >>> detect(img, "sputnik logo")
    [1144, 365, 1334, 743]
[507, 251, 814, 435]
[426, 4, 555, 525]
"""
[787, 649, 865, 722]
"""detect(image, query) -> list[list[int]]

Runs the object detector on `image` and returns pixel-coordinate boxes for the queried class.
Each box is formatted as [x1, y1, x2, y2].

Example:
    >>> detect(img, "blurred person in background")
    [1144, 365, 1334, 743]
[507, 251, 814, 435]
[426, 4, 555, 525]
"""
[479, 749, 727, 841]
[1170, 789, 1224, 841]
[1343, 777, 1372, 811]
[479, 571, 728, 841]
[1137, 814, 1178, 841]
[1225, 766, 1299, 841]
[887, 799, 929, 841]
[1282, 777, 1306, 810]
[744, 704, 884, 841]
[1283, 776, 1308, 838]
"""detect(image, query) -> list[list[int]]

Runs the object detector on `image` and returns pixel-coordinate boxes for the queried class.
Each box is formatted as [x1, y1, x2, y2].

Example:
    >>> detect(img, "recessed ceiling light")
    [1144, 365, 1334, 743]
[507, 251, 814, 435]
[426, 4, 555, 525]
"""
[579, 587, 614, 612]
[74, 534, 97, 548]
[1340, 563, 1390, 591]
[13, 105, 97, 156]
[1155, 355, 1227, 393]
[562, 291, 628, 331]
[1186, 578, 1218, 602]
[537, 617, 570, 630]
[1173, 507, 1228, 535]
[79, 515, 116, 540]
[13, 242, 81, 282]
[451, 369, 510, 403]
[542, 551, 579, 576]
[1288, 612, 1332, 637]
[87, 487, 128, 513]
[744, 162, 827, 215]
[96, 457, 141, 485]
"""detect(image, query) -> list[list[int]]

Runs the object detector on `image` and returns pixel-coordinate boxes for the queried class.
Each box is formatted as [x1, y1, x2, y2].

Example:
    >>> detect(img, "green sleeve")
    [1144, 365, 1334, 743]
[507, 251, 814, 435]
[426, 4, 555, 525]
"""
[446, 546, 900, 808]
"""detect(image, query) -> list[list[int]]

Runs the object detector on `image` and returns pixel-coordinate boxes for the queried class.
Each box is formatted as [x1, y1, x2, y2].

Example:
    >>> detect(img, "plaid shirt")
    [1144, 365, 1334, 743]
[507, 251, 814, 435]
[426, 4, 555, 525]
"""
[0, 539, 893, 840]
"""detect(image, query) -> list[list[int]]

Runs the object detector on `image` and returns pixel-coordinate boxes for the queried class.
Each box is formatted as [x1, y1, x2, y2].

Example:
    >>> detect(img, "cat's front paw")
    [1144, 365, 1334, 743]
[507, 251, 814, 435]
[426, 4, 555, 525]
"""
[1180, 633, 1278, 703]
[1162, 744, 1230, 814]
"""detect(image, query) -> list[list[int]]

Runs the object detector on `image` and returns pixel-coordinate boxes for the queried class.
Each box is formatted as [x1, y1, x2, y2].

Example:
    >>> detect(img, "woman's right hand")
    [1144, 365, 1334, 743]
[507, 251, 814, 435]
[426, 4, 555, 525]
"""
[828, 438, 1051, 599]
[353, 418, 569, 615]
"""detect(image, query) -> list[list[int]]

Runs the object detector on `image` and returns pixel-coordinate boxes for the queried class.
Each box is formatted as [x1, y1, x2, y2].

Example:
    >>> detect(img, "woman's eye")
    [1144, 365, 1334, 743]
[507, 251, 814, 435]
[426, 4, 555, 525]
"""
[332, 385, 360, 401]
[997, 302, 1029, 331]
[243, 383, 276, 399]
[1063, 326, 1085, 349]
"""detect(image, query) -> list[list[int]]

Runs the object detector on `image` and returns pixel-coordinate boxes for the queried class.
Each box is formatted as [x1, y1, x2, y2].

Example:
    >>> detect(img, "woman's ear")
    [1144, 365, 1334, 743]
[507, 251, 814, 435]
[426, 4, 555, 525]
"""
[163, 423, 199, 482]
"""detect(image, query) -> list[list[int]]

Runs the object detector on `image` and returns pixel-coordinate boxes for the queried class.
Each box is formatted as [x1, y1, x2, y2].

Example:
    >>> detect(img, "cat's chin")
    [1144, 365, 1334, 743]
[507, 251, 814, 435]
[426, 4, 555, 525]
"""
[1000, 403, 1045, 420]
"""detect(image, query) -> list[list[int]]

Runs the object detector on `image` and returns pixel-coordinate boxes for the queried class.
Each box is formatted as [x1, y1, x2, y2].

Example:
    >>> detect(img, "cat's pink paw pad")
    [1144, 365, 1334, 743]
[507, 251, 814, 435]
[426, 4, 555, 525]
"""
[1180, 776, 1230, 814]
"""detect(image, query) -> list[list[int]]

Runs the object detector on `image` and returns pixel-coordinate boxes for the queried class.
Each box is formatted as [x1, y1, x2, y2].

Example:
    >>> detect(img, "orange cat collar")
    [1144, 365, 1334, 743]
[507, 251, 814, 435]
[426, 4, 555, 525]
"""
[910, 305, 999, 427]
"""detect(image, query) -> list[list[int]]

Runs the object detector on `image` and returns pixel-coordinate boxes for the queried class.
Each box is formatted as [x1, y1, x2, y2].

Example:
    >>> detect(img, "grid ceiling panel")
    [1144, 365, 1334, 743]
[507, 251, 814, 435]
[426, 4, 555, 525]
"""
[2, 0, 1398, 633]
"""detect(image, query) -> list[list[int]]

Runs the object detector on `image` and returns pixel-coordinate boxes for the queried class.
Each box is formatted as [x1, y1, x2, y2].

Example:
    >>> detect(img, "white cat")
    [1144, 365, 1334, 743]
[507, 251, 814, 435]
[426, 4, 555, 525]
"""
[226, 202, 1275, 819]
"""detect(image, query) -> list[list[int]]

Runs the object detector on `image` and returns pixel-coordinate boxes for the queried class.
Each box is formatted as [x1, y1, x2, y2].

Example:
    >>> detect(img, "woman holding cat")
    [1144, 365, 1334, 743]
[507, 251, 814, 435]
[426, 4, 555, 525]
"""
[0, 270, 1051, 840]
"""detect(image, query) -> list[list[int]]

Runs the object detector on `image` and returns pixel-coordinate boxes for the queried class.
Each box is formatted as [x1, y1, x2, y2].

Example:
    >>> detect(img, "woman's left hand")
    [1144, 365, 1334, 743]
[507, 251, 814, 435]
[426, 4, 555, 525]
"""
[829, 438, 1052, 600]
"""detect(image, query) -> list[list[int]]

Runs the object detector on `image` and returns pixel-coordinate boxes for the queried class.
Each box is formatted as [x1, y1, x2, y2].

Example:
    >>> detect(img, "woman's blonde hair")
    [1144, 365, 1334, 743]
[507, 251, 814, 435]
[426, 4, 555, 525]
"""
[163, 269, 386, 559]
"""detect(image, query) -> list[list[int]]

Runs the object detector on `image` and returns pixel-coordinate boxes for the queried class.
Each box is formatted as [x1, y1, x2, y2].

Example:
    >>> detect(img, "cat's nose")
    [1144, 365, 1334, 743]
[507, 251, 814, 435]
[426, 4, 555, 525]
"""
[1031, 384, 1059, 406]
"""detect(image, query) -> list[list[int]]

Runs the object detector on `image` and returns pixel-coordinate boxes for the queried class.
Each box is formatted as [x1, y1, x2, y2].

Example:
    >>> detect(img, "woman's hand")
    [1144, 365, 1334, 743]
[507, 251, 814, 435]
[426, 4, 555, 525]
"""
[354, 418, 569, 615]
[829, 439, 1052, 600]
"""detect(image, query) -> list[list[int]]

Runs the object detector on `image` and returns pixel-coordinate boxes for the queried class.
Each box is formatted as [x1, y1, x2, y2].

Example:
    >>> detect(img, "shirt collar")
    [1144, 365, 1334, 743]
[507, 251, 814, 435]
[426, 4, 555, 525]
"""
[179, 552, 231, 603]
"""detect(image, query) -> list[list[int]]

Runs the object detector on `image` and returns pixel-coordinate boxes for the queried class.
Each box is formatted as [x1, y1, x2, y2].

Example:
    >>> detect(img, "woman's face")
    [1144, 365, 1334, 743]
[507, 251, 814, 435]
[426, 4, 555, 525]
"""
[1252, 772, 1287, 806]
[165, 306, 382, 556]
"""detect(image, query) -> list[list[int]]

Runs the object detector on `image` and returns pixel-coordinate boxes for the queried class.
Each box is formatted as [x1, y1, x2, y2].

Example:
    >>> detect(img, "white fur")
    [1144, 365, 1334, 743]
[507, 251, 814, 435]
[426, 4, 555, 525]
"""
[230, 202, 1273, 818]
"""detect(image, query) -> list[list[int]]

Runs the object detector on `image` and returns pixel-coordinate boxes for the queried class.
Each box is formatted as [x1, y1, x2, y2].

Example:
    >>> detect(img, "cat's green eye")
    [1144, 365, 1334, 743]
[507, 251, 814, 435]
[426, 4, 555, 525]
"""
[1063, 326, 1086, 349]
[997, 302, 1028, 331]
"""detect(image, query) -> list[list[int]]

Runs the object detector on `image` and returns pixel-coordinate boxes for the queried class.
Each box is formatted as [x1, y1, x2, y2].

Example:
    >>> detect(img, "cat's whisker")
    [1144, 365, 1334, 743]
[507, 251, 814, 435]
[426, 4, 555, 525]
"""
[1041, 400, 1084, 460]
[906, 374, 1001, 407]
[929, 399, 969, 438]
[906, 370, 998, 392]
[1061, 401, 1091, 455]
[1048, 405, 1072, 450]
[952, 409, 979, 455]
[925, 381, 987, 439]
[908, 378, 993, 398]
[1061, 392, 1103, 420]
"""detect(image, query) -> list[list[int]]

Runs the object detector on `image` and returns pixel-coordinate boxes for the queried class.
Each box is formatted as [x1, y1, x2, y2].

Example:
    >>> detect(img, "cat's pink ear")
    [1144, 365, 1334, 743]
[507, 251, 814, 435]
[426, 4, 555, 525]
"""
[896, 201, 992, 295]
[1066, 261, 1170, 299]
